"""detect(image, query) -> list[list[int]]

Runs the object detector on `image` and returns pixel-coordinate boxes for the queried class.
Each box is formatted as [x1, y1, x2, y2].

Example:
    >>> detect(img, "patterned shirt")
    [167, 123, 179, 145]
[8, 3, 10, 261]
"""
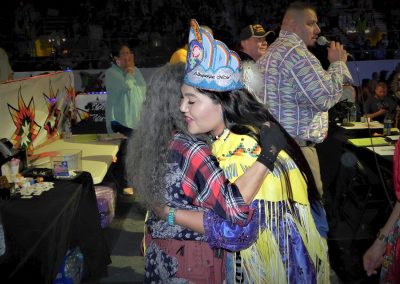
[257, 30, 353, 143]
[169, 132, 252, 224]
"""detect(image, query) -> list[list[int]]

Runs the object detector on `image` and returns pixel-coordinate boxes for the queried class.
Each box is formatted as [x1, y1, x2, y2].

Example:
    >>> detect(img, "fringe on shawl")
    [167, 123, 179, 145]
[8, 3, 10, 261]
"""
[231, 200, 330, 284]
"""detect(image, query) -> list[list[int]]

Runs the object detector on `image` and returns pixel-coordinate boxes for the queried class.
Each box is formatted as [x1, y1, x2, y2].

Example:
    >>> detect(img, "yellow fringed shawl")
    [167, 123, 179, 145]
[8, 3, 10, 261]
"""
[212, 130, 330, 284]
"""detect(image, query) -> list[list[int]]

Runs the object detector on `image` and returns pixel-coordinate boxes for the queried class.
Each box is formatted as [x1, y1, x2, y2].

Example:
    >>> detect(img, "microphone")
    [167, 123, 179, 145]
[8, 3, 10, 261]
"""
[317, 36, 354, 59]
[317, 36, 330, 46]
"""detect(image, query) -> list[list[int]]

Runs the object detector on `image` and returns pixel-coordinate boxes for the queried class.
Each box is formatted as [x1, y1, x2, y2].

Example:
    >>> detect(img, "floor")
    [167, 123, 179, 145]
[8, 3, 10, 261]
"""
[93, 143, 393, 284]
[97, 194, 146, 284]
[90, 191, 387, 284]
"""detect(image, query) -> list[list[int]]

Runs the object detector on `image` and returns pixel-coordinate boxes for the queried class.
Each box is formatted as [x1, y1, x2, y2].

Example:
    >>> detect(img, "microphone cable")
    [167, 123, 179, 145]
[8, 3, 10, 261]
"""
[351, 56, 395, 210]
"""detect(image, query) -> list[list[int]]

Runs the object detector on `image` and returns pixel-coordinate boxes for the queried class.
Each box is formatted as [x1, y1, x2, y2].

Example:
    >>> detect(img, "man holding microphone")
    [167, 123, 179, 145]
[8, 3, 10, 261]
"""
[258, 1, 353, 197]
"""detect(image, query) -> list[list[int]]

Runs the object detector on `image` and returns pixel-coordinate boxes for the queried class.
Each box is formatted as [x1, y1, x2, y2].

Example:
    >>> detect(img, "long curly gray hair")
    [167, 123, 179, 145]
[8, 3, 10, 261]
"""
[126, 63, 187, 209]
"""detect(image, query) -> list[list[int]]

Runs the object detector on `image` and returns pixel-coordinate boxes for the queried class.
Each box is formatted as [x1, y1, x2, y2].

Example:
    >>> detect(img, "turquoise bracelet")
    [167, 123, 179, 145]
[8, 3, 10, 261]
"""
[167, 207, 176, 226]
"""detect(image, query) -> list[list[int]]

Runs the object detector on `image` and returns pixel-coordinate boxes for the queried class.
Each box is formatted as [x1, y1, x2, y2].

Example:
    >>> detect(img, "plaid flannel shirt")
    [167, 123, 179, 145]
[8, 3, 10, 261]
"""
[169, 132, 253, 225]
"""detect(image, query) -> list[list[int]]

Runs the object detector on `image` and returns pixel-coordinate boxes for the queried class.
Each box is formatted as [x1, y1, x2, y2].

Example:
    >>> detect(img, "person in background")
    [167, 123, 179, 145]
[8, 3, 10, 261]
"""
[341, 83, 356, 103]
[169, 25, 213, 64]
[391, 72, 400, 101]
[258, 1, 353, 197]
[363, 82, 397, 122]
[363, 139, 400, 283]
[168, 31, 188, 64]
[368, 72, 380, 96]
[363, 201, 400, 282]
[105, 43, 146, 195]
[360, 78, 372, 101]
[0, 47, 13, 82]
[236, 24, 273, 62]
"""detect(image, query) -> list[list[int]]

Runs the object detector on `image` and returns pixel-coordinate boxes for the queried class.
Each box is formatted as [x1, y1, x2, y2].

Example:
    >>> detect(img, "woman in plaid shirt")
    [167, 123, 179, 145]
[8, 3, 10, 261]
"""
[127, 63, 285, 283]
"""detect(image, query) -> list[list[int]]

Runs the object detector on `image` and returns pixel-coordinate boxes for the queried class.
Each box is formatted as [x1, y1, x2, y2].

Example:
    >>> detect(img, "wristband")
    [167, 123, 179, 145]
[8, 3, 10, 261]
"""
[167, 207, 177, 226]
[256, 152, 275, 171]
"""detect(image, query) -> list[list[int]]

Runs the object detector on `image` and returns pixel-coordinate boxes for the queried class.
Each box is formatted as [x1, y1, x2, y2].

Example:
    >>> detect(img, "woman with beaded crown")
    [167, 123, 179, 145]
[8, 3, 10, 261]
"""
[171, 19, 331, 283]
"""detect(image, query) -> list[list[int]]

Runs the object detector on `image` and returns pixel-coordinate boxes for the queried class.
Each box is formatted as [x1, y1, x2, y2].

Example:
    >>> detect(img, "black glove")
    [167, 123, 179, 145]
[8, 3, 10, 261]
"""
[256, 122, 287, 171]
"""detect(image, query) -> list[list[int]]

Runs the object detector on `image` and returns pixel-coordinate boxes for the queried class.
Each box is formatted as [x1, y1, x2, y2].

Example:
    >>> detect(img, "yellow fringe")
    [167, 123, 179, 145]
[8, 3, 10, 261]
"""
[240, 229, 287, 284]
[212, 131, 330, 283]
[237, 201, 330, 284]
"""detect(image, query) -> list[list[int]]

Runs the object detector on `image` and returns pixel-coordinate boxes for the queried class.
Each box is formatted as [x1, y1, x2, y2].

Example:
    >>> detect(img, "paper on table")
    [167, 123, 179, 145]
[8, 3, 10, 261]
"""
[29, 157, 51, 167]
[366, 145, 395, 156]
[348, 137, 390, 147]
[66, 134, 98, 143]
[339, 121, 384, 129]
[387, 135, 400, 141]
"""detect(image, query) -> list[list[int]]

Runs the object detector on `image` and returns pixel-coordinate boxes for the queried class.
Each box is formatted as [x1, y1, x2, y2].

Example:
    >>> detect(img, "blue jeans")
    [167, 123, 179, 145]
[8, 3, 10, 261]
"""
[111, 121, 133, 137]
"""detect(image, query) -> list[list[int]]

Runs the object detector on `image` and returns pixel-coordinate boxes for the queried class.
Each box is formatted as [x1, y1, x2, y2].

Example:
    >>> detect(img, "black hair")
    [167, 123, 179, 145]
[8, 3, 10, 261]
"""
[110, 42, 131, 59]
[286, 1, 317, 12]
[198, 88, 321, 203]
